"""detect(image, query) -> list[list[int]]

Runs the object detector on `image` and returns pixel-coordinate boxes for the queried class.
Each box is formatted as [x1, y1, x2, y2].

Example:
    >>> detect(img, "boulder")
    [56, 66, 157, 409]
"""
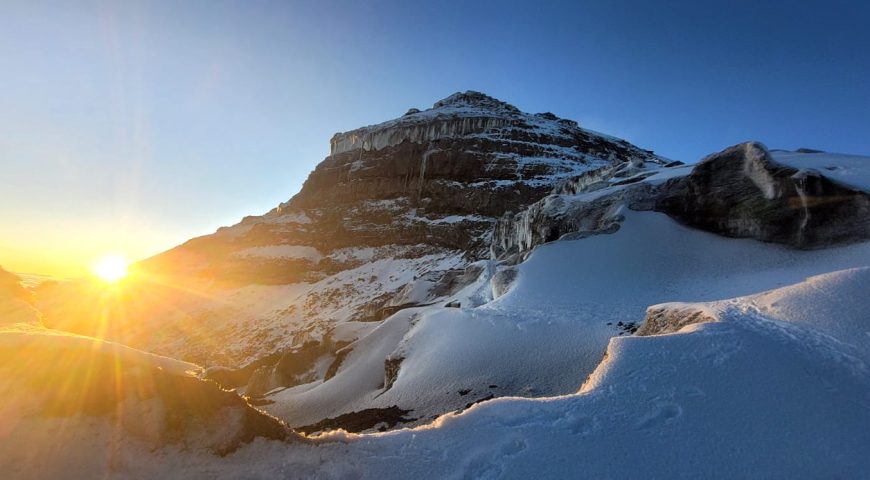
[654, 142, 870, 248]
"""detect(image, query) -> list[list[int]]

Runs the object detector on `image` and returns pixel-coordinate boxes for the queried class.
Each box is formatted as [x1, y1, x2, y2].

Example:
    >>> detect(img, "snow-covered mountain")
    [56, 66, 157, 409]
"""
[13, 92, 870, 478]
[34, 91, 667, 399]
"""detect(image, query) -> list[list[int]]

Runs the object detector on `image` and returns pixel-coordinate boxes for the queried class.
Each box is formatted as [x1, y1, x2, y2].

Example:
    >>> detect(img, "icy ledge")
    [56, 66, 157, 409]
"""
[329, 90, 575, 155]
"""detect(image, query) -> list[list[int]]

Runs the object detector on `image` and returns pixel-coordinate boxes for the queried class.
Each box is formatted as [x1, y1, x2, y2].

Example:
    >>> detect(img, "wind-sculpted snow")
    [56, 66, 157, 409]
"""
[23, 91, 870, 473]
[639, 267, 870, 351]
[260, 211, 870, 430]
[11, 268, 870, 479]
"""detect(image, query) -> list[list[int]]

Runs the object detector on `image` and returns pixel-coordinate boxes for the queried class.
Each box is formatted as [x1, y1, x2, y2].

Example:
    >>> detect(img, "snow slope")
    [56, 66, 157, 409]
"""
[718, 267, 870, 359]
[263, 210, 870, 428]
[20, 267, 868, 479]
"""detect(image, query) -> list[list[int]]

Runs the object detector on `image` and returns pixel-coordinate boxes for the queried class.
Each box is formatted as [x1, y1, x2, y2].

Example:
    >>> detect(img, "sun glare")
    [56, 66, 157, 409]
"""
[92, 254, 129, 283]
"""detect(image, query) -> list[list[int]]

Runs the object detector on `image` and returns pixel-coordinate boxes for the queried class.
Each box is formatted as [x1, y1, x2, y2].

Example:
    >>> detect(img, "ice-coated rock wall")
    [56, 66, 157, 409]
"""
[330, 116, 514, 155]
[490, 162, 663, 260]
[490, 190, 631, 260]
[492, 141, 870, 263]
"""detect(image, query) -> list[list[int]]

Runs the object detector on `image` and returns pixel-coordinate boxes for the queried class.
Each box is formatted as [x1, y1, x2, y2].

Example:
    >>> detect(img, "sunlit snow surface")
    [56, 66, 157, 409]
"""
[10, 259, 868, 479]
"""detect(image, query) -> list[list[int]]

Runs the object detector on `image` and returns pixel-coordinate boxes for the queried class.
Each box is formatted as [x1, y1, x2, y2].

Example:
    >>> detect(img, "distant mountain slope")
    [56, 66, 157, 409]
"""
[0, 267, 40, 326]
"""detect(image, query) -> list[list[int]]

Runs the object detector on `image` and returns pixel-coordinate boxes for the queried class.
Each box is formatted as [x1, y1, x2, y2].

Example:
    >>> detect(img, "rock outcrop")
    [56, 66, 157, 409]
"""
[492, 142, 870, 259]
[636, 303, 719, 336]
[654, 142, 870, 248]
[491, 161, 665, 260]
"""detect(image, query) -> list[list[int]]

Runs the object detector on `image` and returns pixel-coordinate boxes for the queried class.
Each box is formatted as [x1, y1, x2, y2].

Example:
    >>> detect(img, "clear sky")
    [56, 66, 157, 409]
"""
[2, 0, 869, 277]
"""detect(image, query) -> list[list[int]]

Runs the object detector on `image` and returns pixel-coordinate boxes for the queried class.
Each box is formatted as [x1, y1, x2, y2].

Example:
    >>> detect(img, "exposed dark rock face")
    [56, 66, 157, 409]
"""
[203, 351, 282, 389]
[367, 301, 434, 321]
[245, 338, 350, 397]
[459, 394, 495, 412]
[383, 356, 404, 391]
[294, 406, 415, 434]
[31, 86, 870, 438]
[144, 91, 662, 284]
[653, 142, 870, 249]
[32, 91, 686, 435]
[363, 265, 484, 320]
[324, 345, 353, 380]
[612, 321, 639, 336]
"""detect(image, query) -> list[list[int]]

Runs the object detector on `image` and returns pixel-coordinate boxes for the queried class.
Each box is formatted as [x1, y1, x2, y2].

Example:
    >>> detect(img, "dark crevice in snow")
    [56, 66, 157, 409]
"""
[294, 406, 415, 434]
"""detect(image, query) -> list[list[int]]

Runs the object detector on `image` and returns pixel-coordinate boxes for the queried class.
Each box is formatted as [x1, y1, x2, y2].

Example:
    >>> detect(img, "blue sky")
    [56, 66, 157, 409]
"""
[2, 0, 869, 275]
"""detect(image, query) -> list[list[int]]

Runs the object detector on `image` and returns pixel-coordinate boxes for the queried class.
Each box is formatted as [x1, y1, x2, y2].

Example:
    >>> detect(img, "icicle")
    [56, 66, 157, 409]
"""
[419, 149, 436, 198]
[330, 116, 513, 155]
[792, 171, 811, 245]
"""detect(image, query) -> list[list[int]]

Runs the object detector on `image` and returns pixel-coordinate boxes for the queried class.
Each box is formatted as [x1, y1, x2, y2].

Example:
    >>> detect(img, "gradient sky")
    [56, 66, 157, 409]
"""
[2, 0, 869, 277]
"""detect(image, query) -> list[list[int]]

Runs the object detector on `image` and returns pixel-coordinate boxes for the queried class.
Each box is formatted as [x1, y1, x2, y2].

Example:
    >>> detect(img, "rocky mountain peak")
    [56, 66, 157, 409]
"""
[329, 90, 580, 156]
[104, 92, 667, 368]
[431, 90, 520, 113]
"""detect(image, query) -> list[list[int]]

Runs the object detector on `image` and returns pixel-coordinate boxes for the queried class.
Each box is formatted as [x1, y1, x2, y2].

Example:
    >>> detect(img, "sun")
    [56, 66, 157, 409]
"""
[91, 254, 129, 283]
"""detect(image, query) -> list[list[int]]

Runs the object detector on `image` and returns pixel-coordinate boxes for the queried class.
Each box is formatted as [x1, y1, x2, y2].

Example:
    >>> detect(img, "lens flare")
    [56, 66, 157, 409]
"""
[91, 254, 129, 283]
